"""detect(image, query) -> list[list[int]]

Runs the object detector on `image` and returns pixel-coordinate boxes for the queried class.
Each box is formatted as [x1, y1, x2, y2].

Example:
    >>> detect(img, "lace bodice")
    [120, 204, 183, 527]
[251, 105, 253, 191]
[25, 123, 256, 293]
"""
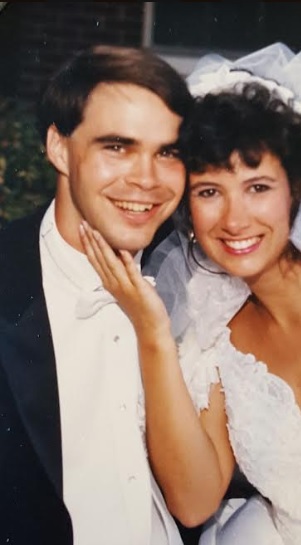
[179, 268, 301, 544]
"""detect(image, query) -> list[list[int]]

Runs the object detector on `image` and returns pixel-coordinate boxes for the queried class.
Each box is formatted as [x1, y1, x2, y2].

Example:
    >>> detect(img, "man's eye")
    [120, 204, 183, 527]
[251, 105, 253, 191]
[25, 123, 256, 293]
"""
[104, 144, 125, 153]
[160, 148, 181, 159]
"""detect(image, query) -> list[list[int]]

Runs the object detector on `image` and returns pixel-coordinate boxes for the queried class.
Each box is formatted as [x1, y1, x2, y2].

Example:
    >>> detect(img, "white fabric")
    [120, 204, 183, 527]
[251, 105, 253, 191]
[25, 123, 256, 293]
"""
[143, 230, 250, 345]
[75, 265, 156, 319]
[40, 201, 183, 545]
[142, 229, 198, 340]
[200, 496, 283, 545]
[187, 42, 301, 111]
[179, 264, 301, 545]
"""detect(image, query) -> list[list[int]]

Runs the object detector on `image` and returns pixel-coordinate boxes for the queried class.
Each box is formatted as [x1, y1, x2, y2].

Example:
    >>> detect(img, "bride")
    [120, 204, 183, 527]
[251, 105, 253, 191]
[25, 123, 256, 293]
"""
[79, 43, 301, 545]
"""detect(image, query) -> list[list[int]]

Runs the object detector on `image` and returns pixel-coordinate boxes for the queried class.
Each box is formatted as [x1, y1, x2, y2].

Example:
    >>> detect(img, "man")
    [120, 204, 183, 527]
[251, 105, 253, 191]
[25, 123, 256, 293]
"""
[0, 45, 193, 545]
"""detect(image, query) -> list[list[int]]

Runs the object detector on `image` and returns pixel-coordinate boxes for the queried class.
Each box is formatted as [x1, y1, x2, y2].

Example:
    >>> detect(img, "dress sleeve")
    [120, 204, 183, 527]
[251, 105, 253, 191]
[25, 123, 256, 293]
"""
[178, 264, 250, 412]
[187, 265, 250, 350]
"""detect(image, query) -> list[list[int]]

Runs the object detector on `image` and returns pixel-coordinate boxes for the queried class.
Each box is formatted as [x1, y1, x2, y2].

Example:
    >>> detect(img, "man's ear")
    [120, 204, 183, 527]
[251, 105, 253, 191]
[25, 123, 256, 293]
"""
[46, 124, 69, 176]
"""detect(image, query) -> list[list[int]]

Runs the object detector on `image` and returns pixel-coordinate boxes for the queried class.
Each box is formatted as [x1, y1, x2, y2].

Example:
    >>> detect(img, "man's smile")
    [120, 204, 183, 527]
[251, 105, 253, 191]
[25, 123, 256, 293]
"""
[114, 200, 155, 212]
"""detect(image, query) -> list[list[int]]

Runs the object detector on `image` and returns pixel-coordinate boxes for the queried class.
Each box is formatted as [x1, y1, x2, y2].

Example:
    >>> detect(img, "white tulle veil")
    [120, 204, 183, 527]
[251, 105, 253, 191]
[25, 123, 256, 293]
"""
[187, 41, 301, 111]
[143, 42, 301, 337]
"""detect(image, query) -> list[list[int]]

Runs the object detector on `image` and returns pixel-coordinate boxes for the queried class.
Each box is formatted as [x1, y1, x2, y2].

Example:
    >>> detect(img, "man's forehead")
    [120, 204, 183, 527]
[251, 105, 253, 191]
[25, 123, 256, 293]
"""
[88, 81, 159, 106]
[78, 84, 182, 147]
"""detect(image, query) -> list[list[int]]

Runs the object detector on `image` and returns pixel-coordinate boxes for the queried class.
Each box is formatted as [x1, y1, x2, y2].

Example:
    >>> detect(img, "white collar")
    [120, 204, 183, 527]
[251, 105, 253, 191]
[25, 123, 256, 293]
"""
[40, 200, 142, 292]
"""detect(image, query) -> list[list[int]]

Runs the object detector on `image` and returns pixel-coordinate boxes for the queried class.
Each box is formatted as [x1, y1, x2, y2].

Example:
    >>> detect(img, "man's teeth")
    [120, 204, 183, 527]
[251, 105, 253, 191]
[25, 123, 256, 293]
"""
[224, 237, 260, 250]
[114, 201, 154, 212]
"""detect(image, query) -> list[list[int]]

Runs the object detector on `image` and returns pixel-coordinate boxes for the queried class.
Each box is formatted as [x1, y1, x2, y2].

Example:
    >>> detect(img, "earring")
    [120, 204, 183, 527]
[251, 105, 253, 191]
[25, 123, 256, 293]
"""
[188, 230, 196, 244]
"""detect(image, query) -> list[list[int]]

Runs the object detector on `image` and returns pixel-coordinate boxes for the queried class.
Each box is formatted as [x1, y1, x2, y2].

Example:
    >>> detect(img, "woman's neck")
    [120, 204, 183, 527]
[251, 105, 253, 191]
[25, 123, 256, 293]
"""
[245, 258, 301, 328]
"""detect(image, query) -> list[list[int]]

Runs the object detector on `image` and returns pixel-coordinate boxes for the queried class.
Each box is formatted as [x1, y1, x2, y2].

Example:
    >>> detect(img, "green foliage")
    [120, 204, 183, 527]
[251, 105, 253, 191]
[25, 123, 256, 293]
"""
[0, 97, 56, 224]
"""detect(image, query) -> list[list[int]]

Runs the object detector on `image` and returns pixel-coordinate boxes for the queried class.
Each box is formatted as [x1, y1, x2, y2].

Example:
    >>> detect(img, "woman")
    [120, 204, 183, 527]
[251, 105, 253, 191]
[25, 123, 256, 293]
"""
[79, 44, 301, 544]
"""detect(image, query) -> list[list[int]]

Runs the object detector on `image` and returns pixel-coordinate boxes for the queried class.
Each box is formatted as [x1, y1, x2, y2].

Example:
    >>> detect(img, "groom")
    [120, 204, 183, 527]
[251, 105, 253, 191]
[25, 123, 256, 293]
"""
[0, 44, 193, 545]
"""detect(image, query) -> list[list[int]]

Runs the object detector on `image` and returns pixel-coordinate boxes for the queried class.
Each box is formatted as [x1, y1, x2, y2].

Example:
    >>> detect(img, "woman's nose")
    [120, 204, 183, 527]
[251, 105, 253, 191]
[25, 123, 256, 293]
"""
[221, 197, 251, 234]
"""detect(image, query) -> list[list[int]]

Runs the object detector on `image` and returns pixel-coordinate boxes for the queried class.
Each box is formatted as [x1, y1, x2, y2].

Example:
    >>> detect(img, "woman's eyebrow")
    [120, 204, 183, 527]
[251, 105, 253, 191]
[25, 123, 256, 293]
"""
[189, 180, 220, 188]
[242, 175, 277, 183]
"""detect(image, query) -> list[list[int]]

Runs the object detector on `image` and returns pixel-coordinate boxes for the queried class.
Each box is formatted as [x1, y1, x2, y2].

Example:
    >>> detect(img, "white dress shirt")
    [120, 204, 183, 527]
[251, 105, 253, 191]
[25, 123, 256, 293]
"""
[39, 201, 183, 545]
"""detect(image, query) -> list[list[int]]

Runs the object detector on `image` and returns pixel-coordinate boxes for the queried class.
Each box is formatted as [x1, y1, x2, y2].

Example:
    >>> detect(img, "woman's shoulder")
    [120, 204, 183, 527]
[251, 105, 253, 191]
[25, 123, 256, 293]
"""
[178, 324, 221, 411]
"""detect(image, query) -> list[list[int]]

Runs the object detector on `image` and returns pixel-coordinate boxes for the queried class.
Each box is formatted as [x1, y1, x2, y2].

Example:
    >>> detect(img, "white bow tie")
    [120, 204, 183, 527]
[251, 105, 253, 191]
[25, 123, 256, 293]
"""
[75, 276, 156, 319]
[75, 287, 116, 319]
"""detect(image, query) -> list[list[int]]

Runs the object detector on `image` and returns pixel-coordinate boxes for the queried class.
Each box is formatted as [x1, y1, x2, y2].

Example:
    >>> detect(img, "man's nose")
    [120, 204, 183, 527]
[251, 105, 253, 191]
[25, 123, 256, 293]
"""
[126, 155, 157, 189]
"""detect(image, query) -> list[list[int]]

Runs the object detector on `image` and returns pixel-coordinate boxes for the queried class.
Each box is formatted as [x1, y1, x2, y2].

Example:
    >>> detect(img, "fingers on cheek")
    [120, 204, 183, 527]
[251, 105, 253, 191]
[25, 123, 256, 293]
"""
[92, 232, 106, 254]
[85, 244, 96, 261]
[79, 227, 97, 259]
[85, 239, 106, 270]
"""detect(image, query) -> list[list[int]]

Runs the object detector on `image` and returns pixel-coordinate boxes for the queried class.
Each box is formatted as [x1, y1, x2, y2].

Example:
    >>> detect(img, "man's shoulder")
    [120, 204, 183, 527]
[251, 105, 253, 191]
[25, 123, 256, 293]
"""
[0, 205, 46, 243]
[0, 206, 49, 322]
[0, 205, 47, 305]
[0, 205, 49, 263]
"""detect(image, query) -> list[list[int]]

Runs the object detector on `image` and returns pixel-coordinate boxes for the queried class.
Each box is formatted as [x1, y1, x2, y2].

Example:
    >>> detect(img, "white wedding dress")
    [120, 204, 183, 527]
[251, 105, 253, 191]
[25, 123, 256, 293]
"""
[177, 267, 301, 545]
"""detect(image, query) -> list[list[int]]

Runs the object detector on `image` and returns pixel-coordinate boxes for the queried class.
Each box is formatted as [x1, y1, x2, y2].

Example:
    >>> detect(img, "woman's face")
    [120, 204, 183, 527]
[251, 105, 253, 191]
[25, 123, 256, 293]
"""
[189, 151, 292, 281]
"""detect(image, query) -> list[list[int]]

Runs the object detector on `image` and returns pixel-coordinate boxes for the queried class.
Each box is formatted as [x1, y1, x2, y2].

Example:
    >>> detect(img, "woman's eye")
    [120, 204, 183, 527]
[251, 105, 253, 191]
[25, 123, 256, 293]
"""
[250, 184, 270, 193]
[197, 188, 217, 198]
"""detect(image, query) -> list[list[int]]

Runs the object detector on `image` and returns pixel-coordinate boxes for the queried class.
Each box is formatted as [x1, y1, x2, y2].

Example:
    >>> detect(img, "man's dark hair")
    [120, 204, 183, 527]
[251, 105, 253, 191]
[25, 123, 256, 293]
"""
[178, 82, 301, 239]
[37, 44, 193, 145]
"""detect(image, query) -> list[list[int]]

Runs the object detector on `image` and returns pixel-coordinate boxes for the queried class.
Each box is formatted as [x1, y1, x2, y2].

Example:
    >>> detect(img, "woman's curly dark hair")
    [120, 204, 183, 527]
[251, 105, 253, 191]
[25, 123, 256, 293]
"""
[177, 81, 301, 261]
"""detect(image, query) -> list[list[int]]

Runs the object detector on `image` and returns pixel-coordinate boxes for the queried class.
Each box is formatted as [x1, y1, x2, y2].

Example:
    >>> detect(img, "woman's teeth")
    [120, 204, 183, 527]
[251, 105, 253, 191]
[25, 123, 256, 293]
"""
[223, 237, 260, 250]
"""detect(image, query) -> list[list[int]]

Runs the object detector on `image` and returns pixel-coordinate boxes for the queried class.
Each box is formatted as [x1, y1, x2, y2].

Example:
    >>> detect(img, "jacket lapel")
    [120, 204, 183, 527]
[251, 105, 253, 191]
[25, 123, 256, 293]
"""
[0, 205, 63, 495]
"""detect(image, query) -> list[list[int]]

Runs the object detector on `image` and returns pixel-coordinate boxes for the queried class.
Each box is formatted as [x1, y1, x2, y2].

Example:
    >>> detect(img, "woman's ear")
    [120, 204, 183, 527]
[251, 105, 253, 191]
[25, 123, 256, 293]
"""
[46, 124, 69, 176]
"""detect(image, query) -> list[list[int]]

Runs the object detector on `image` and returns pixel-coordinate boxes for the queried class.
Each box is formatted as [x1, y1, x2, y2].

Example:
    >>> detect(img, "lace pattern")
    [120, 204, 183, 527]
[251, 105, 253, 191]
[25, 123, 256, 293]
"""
[136, 325, 219, 458]
[182, 268, 301, 544]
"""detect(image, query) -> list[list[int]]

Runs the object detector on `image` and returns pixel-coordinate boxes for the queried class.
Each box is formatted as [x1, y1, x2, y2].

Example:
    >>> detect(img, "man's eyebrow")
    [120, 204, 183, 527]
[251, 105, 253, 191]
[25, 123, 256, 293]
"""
[162, 140, 180, 147]
[92, 135, 182, 150]
[92, 135, 136, 145]
[159, 140, 181, 150]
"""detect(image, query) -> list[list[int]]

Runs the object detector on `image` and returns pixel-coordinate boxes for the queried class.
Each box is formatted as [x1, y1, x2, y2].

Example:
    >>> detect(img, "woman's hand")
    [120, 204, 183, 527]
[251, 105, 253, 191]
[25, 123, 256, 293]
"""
[79, 221, 171, 341]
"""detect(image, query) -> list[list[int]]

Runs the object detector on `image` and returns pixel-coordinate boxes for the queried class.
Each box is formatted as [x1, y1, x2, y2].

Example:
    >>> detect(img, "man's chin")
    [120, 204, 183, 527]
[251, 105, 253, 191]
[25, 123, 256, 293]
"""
[111, 232, 157, 254]
[112, 244, 149, 256]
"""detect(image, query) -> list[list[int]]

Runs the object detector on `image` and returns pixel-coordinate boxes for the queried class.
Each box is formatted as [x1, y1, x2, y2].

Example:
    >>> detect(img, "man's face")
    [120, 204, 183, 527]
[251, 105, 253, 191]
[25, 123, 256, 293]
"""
[49, 83, 185, 253]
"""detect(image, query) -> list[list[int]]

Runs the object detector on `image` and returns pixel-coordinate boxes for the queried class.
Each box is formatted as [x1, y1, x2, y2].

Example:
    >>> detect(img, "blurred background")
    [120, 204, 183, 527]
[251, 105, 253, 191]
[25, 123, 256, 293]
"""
[1, 1, 301, 224]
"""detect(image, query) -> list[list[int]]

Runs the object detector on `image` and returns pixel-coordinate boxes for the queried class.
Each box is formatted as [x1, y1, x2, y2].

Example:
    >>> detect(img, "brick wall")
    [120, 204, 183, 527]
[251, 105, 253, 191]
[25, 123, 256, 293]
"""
[0, 2, 145, 104]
